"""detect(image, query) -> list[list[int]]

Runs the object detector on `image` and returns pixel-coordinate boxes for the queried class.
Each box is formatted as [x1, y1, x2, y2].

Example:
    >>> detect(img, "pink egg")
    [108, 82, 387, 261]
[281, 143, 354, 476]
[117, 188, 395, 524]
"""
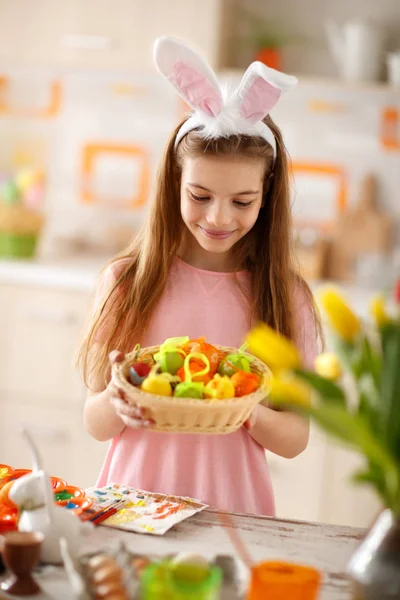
[23, 185, 43, 209]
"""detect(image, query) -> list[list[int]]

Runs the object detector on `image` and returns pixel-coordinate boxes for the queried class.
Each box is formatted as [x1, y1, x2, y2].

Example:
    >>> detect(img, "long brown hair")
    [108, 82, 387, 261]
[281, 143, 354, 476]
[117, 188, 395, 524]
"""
[78, 116, 320, 388]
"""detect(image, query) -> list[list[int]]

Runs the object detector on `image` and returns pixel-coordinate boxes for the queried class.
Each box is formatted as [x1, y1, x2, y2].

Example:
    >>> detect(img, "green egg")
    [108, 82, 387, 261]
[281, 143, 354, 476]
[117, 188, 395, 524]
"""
[219, 354, 251, 377]
[174, 382, 204, 399]
[160, 351, 184, 375]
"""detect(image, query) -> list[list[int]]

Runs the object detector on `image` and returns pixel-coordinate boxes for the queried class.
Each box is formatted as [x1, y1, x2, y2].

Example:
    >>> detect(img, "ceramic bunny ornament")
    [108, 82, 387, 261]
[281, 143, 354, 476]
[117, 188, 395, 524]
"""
[8, 429, 92, 564]
[60, 537, 91, 600]
[154, 36, 297, 156]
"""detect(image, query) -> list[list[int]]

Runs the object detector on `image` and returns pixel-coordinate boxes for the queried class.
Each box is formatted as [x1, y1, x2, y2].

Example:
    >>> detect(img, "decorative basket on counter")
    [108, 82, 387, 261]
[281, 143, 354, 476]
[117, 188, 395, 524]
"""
[0, 169, 45, 258]
[0, 205, 44, 258]
[112, 344, 271, 435]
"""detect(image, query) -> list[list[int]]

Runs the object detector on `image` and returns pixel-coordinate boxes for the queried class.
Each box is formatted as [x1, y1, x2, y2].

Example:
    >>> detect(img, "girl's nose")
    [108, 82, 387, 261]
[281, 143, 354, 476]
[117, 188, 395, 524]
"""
[206, 202, 232, 228]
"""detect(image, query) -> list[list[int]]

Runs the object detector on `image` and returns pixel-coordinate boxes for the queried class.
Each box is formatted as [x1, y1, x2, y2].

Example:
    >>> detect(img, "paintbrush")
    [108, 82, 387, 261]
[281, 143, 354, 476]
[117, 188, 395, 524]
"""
[80, 498, 124, 522]
[216, 510, 253, 570]
[90, 499, 127, 525]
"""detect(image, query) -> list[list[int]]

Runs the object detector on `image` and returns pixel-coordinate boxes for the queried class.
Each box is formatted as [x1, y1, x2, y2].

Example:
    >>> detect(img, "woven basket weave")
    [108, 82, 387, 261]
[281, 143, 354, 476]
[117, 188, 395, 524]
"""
[0, 205, 44, 235]
[112, 344, 271, 435]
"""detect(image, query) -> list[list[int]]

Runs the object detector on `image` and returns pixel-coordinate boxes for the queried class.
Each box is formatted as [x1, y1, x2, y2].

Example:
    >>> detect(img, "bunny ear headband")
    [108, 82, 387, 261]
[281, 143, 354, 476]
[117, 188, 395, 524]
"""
[154, 36, 297, 159]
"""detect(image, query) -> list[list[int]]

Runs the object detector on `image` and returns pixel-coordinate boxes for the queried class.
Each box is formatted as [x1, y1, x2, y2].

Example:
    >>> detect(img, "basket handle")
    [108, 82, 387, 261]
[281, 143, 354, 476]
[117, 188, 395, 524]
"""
[122, 343, 141, 364]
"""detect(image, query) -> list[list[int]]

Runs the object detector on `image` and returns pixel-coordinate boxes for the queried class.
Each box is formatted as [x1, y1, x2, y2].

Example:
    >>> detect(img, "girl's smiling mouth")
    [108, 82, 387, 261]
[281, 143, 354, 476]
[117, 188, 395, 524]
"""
[199, 227, 236, 240]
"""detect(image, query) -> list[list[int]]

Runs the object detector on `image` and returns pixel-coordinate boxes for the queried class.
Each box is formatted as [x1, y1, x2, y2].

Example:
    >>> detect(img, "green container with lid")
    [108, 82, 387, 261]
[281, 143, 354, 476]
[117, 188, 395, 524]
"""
[141, 561, 222, 600]
[0, 233, 38, 258]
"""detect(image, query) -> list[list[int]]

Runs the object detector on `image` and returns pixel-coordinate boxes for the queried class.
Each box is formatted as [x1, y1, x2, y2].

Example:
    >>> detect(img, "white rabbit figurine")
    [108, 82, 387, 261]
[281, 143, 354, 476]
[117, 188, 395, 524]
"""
[8, 429, 92, 564]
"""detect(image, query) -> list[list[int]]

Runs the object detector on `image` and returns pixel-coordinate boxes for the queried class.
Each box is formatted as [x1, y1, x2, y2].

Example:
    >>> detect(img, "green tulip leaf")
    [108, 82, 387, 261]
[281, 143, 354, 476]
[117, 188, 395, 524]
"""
[293, 369, 346, 406]
[289, 403, 400, 509]
[381, 326, 400, 462]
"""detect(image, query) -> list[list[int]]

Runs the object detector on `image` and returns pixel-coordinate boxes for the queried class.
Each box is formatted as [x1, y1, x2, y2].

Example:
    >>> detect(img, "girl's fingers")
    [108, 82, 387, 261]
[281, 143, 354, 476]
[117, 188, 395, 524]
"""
[111, 397, 140, 417]
[123, 417, 155, 429]
[109, 350, 125, 364]
[111, 397, 152, 422]
[108, 383, 125, 401]
[243, 408, 258, 431]
[116, 387, 126, 401]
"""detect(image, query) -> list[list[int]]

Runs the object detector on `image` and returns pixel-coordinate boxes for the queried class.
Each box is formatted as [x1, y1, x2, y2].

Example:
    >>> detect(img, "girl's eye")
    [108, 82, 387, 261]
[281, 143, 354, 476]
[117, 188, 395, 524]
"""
[190, 192, 210, 202]
[234, 200, 253, 208]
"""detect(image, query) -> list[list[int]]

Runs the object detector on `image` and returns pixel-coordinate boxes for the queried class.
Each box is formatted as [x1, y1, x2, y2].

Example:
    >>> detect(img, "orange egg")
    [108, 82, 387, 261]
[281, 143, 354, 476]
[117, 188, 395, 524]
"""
[177, 360, 211, 384]
[182, 339, 223, 376]
[181, 337, 206, 355]
[192, 342, 224, 376]
[230, 371, 260, 397]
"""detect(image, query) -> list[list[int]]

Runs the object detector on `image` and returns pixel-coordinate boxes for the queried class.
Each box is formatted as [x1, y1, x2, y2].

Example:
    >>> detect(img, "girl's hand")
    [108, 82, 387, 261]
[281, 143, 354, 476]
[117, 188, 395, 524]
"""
[108, 350, 155, 429]
[243, 405, 259, 431]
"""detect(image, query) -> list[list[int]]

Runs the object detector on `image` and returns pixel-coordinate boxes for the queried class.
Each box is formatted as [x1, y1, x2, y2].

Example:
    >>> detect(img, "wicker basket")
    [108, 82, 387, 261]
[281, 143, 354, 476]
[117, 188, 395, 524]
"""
[0, 205, 44, 258]
[112, 345, 271, 435]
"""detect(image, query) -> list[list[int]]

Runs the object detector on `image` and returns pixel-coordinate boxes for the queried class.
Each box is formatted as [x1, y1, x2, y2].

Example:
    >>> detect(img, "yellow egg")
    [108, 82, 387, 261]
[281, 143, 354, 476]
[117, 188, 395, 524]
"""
[204, 374, 235, 399]
[141, 375, 173, 396]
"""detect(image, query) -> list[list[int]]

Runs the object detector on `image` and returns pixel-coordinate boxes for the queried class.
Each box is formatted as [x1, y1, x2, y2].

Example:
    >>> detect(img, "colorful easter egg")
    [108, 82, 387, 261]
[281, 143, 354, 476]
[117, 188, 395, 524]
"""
[129, 362, 151, 386]
[204, 374, 235, 399]
[230, 371, 260, 397]
[183, 340, 222, 376]
[174, 381, 205, 399]
[177, 351, 211, 384]
[218, 353, 251, 377]
[156, 351, 185, 375]
[141, 374, 173, 396]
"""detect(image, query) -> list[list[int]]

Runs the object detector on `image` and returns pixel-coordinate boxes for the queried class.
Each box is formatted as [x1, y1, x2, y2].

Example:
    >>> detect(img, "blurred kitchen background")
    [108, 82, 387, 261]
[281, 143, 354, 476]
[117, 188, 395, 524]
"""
[0, 0, 399, 529]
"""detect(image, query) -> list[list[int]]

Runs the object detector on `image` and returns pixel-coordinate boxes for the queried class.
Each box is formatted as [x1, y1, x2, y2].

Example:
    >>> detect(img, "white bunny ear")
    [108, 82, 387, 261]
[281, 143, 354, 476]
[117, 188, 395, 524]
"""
[154, 36, 223, 118]
[235, 62, 297, 124]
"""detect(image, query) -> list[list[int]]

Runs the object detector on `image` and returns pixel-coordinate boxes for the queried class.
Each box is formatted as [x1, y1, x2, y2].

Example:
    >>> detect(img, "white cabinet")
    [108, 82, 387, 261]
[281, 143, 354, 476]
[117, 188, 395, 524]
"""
[0, 394, 107, 488]
[0, 285, 89, 403]
[267, 426, 328, 523]
[0, 282, 107, 488]
[269, 429, 382, 528]
[0, 0, 230, 69]
[321, 442, 382, 528]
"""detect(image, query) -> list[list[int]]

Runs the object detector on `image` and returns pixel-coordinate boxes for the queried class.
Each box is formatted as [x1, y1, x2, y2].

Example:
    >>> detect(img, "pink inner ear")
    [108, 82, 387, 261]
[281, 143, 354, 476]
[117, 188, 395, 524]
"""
[173, 62, 222, 117]
[240, 77, 281, 122]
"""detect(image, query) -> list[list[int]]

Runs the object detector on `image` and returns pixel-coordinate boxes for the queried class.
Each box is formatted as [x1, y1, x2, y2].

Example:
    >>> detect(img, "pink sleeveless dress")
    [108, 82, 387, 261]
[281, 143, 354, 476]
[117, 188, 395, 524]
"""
[95, 257, 317, 515]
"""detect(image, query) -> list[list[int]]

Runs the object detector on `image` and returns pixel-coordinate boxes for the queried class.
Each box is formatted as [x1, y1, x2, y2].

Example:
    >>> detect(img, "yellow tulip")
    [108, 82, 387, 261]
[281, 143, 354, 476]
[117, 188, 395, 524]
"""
[369, 294, 391, 327]
[269, 376, 312, 407]
[315, 352, 342, 381]
[318, 287, 360, 342]
[246, 322, 301, 371]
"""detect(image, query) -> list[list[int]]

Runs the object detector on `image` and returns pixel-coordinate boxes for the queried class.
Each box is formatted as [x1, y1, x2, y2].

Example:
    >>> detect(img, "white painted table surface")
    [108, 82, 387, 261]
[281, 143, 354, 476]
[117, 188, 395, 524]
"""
[0, 510, 365, 600]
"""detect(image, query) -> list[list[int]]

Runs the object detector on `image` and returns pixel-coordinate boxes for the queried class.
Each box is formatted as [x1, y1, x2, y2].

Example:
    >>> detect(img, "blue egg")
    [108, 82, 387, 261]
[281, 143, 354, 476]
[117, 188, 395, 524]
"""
[129, 365, 147, 386]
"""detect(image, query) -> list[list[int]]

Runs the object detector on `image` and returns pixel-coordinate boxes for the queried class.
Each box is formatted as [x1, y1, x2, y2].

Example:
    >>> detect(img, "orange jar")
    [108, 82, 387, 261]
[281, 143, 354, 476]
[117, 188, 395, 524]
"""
[247, 561, 321, 600]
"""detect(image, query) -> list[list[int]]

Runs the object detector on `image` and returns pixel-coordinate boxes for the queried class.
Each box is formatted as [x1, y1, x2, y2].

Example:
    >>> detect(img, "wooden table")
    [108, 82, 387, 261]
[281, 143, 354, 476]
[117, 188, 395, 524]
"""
[0, 510, 364, 599]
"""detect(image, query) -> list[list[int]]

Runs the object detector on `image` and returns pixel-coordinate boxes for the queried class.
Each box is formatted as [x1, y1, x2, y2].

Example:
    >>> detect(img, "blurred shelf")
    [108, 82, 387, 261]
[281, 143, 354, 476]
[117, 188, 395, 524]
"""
[219, 69, 400, 93]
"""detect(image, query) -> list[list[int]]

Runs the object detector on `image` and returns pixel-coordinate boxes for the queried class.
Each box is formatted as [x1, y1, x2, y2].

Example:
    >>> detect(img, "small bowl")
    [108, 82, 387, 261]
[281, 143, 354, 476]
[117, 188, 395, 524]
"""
[69, 497, 93, 516]
[10, 470, 67, 491]
[54, 485, 86, 507]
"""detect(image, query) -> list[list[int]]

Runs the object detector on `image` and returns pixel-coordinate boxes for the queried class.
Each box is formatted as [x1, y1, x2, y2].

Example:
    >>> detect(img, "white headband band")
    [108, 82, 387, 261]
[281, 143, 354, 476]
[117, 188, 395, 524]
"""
[154, 36, 297, 158]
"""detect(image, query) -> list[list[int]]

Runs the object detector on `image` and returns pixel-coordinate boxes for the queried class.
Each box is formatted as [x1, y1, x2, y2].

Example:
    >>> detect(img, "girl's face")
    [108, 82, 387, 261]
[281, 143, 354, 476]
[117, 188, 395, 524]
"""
[180, 155, 265, 256]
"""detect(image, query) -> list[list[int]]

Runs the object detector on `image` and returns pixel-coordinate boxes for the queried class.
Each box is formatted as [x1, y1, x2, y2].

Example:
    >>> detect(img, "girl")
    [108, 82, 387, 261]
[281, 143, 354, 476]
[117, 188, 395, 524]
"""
[79, 37, 320, 516]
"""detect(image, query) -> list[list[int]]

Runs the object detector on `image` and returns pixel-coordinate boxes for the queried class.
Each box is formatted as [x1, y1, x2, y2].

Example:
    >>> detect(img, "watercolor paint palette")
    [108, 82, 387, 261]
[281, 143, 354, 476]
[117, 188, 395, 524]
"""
[85, 483, 208, 535]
